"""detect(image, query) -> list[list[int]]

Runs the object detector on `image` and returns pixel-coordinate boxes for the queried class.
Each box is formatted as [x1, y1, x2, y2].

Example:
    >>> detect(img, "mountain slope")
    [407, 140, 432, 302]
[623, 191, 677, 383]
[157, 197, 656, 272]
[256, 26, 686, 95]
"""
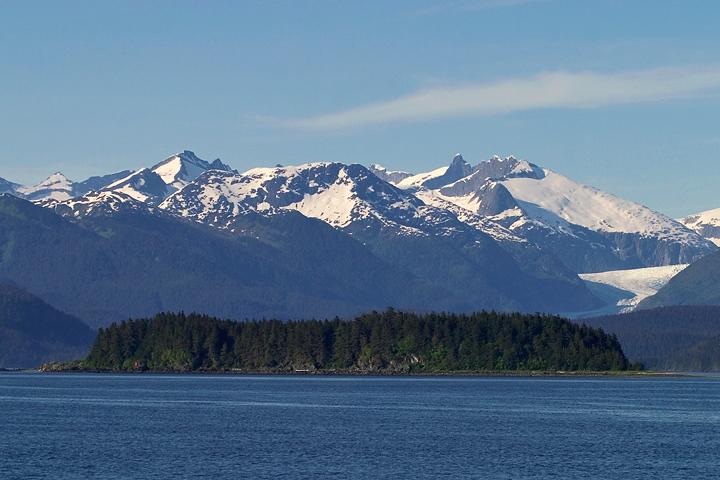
[583, 306, 720, 370]
[73, 170, 134, 197]
[638, 250, 720, 309]
[101, 168, 172, 204]
[0, 283, 94, 368]
[0, 193, 458, 327]
[0, 177, 21, 195]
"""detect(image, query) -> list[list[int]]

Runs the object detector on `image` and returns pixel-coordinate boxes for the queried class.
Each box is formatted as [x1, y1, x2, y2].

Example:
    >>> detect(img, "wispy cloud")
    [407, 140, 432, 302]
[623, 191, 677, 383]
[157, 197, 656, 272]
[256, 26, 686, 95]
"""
[275, 66, 720, 131]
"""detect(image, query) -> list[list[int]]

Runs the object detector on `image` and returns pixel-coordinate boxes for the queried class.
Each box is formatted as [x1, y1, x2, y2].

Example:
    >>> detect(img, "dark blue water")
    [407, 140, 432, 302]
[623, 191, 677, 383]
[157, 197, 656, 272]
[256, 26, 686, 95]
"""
[1, 374, 719, 479]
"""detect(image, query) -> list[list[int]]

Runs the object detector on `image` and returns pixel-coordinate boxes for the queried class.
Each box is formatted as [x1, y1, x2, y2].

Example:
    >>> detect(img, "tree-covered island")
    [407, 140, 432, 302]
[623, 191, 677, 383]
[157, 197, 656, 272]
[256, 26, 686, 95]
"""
[53, 310, 635, 373]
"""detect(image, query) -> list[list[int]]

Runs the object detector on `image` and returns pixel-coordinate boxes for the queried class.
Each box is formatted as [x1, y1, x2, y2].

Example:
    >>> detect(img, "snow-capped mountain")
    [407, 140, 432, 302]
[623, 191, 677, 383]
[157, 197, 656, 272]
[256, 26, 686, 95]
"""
[6, 148, 718, 319]
[150, 150, 234, 191]
[5, 170, 133, 202]
[52, 190, 153, 218]
[158, 162, 504, 241]
[680, 208, 720, 246]
[154, 161, 599, 313]
[17, 172, 75, 202]
[102, 168, 172, 205]
[41, 150, 234, 215]
[391, 154, 716, 272]
[151, 160, 524, 250]
[402, 154, 473, 190]
[33, 149, 716, 275]
[73, 170, 134, 197]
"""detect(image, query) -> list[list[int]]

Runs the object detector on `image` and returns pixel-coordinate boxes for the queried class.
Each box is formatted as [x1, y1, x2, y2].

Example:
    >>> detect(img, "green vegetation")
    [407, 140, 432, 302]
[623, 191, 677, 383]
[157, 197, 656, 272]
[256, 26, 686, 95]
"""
[83, 310, 631, 372]
[0, 284, 94, 368]
[585, 305, 720, 371]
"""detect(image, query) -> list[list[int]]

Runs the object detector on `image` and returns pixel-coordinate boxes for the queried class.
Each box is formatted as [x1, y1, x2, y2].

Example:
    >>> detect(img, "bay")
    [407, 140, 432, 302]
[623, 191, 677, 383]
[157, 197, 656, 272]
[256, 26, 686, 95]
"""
[1, 373, 718, 479]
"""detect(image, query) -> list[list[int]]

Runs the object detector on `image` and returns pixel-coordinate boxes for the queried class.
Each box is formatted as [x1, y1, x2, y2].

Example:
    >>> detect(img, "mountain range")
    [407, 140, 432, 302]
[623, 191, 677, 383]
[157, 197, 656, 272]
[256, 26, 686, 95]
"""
[1, 149, 718, 327]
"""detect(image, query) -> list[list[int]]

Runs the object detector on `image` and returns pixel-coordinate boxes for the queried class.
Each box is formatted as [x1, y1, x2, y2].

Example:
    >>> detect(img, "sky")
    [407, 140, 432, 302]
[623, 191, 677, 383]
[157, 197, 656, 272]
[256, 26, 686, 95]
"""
[1, 0, 720, 217]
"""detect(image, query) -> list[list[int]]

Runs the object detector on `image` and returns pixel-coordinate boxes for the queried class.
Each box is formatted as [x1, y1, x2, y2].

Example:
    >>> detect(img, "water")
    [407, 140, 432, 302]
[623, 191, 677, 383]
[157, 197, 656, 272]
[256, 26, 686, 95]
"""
[1, 374, 719, 479]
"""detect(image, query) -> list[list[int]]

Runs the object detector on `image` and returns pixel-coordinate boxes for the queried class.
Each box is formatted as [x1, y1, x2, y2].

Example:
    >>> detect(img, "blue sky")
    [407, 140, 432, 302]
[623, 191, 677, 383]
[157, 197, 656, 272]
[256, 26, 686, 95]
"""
[2, 0, 719, 216]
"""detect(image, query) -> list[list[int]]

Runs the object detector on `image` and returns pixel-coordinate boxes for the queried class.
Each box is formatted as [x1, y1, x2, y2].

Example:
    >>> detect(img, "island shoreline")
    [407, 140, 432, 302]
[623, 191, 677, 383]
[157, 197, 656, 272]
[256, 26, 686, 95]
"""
[33, 365, 689, 378]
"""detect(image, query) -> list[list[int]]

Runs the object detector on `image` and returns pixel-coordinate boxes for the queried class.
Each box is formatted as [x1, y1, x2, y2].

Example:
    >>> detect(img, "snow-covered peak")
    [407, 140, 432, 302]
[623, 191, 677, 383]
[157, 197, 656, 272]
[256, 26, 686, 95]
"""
[151, 150, 233, 191]
[499, 169, 696, 238]
[103, 168, 172, 204]
[680, 207, 720, 246]
[394, 153, 473, 190]
[420, 153, 703, 240]
[473, 155, 545, 181]
[40, 172, 72, 187]
[400, 153, 716, 270]
[160, 162, 425, 229]
[369, 164, 412, 184]
[17, 172, 74, 202]
[158, 161, 502, 243]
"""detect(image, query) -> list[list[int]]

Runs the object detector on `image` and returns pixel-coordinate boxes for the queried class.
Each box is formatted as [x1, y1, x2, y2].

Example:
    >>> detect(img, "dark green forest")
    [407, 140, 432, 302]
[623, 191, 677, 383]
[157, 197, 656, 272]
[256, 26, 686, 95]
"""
[83, 310, 631, 372]
[0, 284, 94, 368]
[585, 306, 720, 371]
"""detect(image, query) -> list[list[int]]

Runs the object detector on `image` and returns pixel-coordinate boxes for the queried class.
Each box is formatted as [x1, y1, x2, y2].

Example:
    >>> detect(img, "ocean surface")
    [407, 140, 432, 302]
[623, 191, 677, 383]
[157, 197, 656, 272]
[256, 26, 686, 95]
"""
[1, 373, 719, 479]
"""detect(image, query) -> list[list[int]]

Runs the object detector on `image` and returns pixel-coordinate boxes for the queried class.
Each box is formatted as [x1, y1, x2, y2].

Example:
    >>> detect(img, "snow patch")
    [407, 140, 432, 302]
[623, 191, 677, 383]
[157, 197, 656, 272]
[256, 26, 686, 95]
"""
[396, 166, 448, 189]
[500, 169, 697, 240]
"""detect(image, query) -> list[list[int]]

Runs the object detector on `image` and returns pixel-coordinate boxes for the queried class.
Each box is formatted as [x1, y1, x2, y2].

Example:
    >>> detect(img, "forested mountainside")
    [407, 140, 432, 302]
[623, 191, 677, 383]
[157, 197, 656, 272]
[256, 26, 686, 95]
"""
[0, 190, 598, 328]
[584, 306, 720, 371]
[78, 310, 631, 373]
[0, 284, 94, 368]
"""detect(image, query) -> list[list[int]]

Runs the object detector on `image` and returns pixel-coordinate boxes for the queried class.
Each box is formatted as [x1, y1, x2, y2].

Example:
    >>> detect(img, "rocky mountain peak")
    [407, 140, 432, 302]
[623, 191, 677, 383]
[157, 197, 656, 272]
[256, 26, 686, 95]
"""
[473, 155, 545, 181]
[422, 153, 473, 190]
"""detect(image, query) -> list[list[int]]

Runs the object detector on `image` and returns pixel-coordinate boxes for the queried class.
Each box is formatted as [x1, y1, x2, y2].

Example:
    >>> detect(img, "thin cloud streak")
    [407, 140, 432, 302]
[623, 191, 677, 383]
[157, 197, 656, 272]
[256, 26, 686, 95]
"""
[277, 66, 720, 131]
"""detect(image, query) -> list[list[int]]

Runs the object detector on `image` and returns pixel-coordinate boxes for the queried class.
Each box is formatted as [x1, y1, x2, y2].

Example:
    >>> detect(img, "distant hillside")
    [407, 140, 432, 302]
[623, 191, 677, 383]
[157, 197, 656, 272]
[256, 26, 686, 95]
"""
[77, 310, 631, 373]
[639, 251, 720, 309]
[583, 306, 720, 371]
[0, 190, 599, 329]
[0, 284, 94, 368]
[0, 193, 437, 327]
